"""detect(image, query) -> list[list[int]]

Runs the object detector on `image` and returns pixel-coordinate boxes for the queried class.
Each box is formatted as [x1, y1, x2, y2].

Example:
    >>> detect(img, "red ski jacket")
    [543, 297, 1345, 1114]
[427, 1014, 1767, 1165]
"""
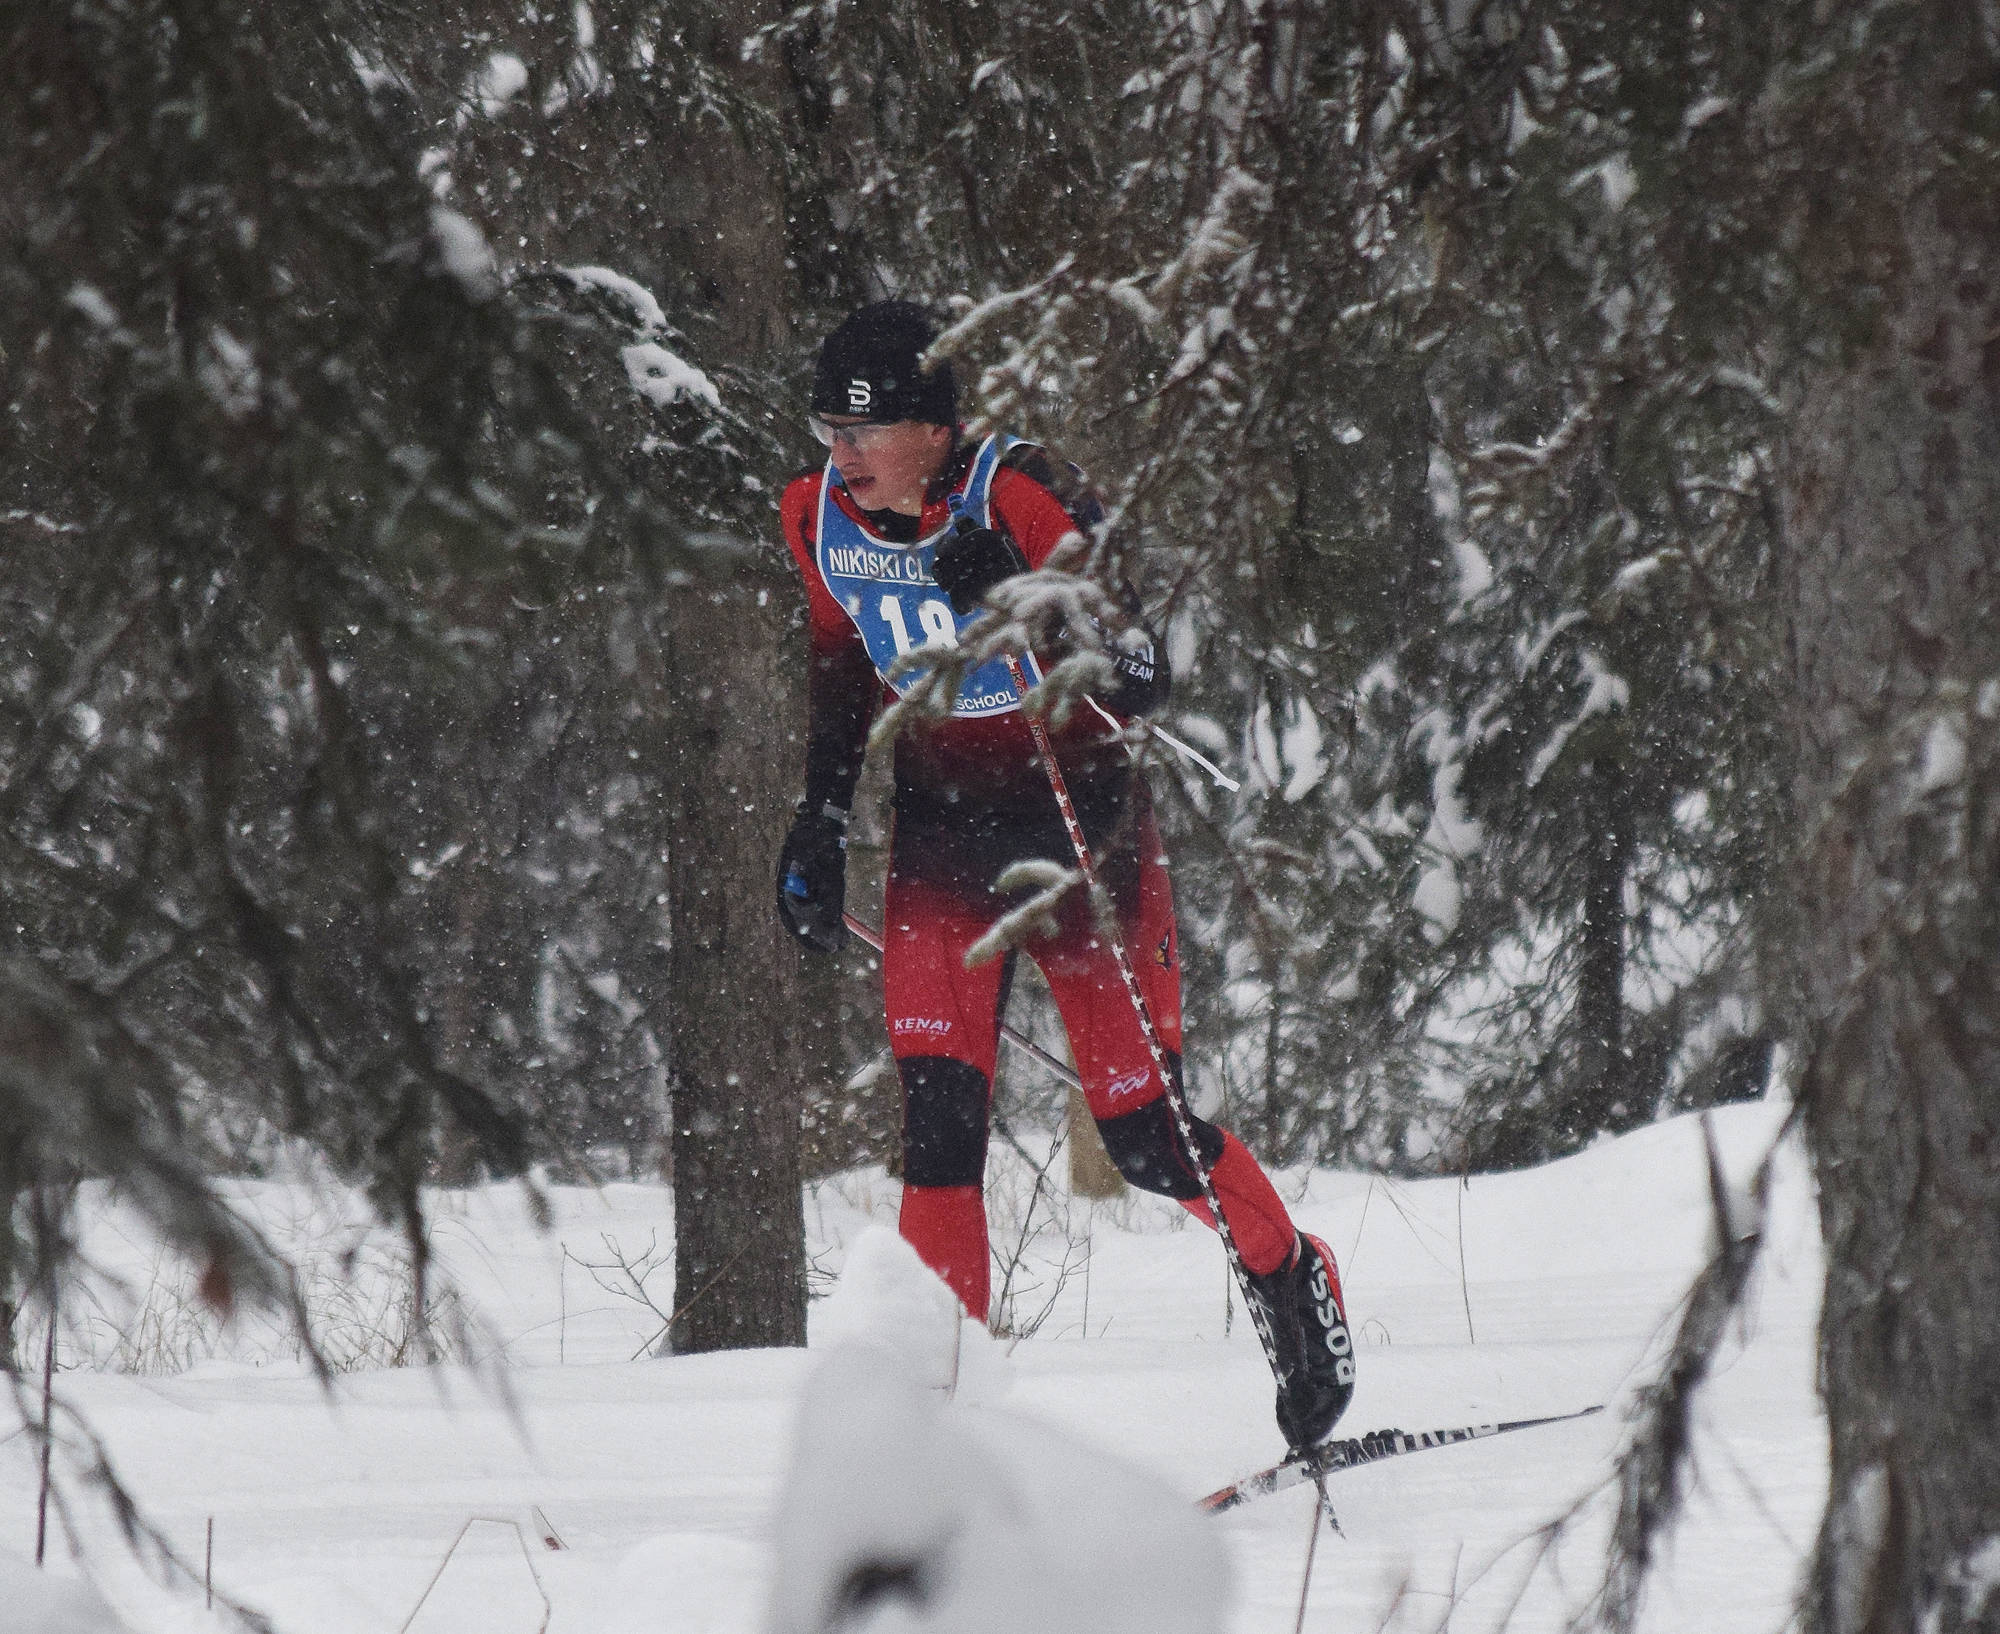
[779, 438, 1165, 855]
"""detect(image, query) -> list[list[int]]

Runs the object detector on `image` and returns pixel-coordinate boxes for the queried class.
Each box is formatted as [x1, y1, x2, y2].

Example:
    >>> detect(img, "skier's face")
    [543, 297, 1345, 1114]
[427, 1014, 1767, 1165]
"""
[817, 417, 953, 515]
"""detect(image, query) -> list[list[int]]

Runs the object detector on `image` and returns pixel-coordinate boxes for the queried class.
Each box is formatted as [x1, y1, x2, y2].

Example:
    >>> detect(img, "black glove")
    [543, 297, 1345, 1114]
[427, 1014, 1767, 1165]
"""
[776, 802, 849, 953]
[1097, 623, 1170, 717]
[931, 523, 1028, 616]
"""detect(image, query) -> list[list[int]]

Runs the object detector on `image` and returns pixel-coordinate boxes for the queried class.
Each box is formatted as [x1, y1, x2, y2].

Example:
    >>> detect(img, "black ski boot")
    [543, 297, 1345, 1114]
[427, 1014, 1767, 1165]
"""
[1245, 1232, 1356, 1452]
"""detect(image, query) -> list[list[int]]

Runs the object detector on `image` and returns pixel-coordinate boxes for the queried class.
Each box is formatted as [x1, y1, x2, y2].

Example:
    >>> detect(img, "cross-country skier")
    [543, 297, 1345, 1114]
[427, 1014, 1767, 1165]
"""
[774, 299, 1354, 1450]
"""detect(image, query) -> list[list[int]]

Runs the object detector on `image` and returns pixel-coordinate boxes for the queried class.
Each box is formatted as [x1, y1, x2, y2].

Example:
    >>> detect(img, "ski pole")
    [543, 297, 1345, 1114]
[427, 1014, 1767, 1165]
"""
[991, 636, 1286, 1388]
[842, 910, 1083, 1091]
[934, 496, 1280, 1379]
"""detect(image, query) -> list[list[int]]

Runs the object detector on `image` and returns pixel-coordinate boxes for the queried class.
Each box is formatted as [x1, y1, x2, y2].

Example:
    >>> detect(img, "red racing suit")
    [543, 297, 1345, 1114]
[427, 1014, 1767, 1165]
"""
[780, 435, 1299, 1317]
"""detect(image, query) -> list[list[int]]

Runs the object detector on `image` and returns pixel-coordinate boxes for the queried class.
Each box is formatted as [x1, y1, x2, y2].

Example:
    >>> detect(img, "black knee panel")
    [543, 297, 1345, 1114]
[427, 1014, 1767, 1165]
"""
[900, 1056, 990, 1187]
[1096, 1095, 1225, 1200]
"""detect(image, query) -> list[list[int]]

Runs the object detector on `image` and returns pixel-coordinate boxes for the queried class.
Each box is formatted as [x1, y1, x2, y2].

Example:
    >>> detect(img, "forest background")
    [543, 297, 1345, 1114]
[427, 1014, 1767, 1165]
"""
[3, 4, 1997, 1631]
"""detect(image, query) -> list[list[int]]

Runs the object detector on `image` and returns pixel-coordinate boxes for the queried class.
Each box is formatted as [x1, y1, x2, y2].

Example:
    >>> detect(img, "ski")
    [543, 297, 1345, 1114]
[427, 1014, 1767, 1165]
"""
[1198, 1404, 1605, 1513]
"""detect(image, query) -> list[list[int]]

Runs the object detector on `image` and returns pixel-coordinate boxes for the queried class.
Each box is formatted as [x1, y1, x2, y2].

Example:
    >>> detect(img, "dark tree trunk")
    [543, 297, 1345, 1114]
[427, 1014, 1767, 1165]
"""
[1569, 754, 1634, 1137]
[663, 564, 812, 1352]
[658, 0, 818, 1354]
[1784, 184, 2000, 1634]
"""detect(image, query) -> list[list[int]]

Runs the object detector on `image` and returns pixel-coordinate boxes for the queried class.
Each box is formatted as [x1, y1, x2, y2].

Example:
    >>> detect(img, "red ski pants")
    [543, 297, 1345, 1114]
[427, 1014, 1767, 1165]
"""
[883, 810, 1298, 1319]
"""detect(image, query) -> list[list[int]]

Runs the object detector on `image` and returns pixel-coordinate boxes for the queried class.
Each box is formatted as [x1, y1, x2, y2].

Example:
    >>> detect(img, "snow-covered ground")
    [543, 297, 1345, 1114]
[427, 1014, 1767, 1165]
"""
[2, 1095, 1825, 1633]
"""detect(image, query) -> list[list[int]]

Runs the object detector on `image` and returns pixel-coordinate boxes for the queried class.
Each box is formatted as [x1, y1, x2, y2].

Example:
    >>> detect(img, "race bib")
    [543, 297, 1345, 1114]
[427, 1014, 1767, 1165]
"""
[814, 434, 1043, 717]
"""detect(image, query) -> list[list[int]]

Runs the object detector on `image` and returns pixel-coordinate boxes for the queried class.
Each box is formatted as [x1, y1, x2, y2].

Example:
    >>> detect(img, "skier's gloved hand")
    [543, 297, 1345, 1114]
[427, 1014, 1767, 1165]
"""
[1104, 632, 1166, 714]
[1092, 620, 1170, 717]
[776, 801, 849, 953]
[1051, 610, 1171, 718]
[931, 523, 1027, 616]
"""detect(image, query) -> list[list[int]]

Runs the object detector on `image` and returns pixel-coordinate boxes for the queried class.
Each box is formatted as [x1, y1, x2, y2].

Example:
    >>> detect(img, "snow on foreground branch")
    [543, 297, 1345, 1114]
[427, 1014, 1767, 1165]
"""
[765, 1228, 1230, 1634]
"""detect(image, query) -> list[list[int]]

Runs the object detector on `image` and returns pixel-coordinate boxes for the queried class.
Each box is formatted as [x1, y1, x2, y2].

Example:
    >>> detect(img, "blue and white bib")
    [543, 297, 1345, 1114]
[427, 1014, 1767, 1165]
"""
[814, 432, 1044, 718]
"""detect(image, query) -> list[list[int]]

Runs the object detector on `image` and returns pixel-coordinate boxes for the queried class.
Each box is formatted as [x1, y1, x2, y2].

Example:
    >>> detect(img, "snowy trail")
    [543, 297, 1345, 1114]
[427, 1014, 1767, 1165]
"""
[2, 1098, 1824, 1633]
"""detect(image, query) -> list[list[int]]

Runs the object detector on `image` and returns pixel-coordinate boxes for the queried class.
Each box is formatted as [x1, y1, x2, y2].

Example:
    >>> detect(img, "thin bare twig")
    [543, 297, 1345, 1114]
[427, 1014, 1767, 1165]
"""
[36, 1278, 57, 1566]
[1294, 1476, 1339, 1634]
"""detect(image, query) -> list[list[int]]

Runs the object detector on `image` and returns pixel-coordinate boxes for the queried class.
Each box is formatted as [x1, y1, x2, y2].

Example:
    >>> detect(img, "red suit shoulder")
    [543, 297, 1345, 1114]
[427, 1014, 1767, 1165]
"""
[780, 467, 827, 564]
[987, 470, 1068, 570]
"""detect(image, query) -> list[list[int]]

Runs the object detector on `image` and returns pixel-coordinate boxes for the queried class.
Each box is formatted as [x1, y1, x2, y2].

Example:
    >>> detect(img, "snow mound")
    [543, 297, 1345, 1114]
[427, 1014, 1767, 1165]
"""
[810, 1223, 1014, 1405]
[766, 1345, 1229, 1634]
[0, 1556, 129, 1634]
[579, 1533, 760, 1634]
[400, 1518, 548, 1634]
[810, 1225, 966, 1395]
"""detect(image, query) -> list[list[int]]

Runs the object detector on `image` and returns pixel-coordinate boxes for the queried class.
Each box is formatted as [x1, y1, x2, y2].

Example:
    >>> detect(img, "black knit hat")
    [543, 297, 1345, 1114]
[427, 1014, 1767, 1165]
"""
[810, 300, 957, 425]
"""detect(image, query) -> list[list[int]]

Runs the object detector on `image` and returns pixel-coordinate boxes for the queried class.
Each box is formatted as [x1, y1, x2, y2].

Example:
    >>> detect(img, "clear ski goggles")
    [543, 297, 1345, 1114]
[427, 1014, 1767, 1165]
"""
[808, 414, 908, 452]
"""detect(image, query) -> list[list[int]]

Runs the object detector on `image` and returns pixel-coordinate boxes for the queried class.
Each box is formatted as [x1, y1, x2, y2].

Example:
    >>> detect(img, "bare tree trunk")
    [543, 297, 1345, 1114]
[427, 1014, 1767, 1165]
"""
[654, 0, 820, 1353]
[1784, 187, 2000, 1634]
[663, 564, 811, 1352]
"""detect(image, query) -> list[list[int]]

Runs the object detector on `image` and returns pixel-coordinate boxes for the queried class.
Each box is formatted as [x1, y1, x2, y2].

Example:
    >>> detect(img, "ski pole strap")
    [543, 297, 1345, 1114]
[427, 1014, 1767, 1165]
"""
[1146, 719, 1242, 792]
[1086, 696, 1242, 794]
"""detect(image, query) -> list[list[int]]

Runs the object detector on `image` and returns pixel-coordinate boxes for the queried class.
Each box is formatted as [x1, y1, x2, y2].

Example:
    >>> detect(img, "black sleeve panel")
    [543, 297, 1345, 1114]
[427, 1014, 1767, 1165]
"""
[803, 635, 879, 816]
[785, 481, 880, 816]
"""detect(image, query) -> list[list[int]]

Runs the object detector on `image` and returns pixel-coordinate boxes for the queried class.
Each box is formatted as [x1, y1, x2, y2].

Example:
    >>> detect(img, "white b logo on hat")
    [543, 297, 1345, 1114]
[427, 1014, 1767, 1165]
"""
[847, 378, 874, 413]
